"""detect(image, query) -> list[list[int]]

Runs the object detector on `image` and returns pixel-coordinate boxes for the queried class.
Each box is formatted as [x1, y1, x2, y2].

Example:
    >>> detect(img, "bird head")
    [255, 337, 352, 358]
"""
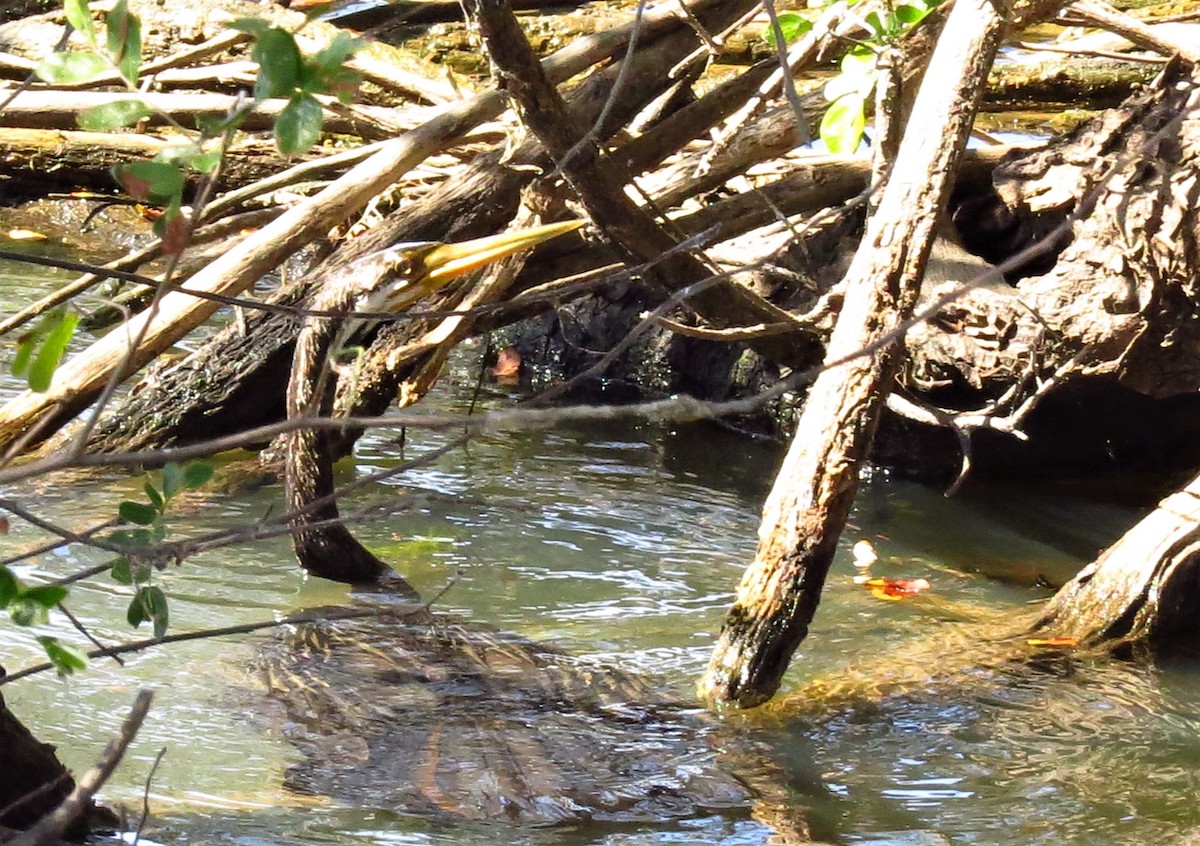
[349, 219, 584, 315]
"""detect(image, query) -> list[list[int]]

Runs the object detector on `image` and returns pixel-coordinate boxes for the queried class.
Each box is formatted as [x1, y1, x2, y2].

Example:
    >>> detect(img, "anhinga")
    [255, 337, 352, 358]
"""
[285, 221, 583, 596]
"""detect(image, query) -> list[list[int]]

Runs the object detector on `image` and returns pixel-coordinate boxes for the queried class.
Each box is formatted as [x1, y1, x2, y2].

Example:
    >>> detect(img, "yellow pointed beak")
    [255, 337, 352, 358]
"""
[418, 220, 584, 285]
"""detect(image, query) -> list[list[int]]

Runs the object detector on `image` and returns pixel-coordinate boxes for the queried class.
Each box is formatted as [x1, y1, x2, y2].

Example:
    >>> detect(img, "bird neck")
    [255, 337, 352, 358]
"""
[285, 298, 422, 600]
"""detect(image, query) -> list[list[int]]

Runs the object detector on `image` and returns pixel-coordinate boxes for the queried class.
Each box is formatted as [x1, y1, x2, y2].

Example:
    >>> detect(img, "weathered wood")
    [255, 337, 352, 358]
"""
[906, 57, 1200, 408]
[0, 89, 418, 141]
[1, 3, 654, 453]
[0, 127, 320, 192]
[699, 0, 1067, 708]
[0, 0, 458, 106]
[468, 0, 812, 374]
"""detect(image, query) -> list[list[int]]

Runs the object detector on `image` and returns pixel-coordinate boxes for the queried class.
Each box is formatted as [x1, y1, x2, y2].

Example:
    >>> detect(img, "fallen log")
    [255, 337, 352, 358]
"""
[0, 127, 322, 193]
[0, 89, 420, 141]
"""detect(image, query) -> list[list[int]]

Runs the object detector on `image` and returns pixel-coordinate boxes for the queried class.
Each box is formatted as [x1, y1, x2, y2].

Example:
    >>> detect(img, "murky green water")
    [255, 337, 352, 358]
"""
[2, 255, 1199, 846]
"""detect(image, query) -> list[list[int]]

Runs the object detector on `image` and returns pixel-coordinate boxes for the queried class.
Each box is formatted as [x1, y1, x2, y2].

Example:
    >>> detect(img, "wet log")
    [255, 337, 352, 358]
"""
[699, 0, 1067, 709]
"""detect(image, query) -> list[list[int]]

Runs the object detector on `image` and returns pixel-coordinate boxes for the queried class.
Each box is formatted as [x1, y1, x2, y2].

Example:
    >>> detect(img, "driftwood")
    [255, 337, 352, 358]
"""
[28, 0, 777, 458]
[0, 0, 459, 105]
[0, 89, 423, 141]
[0, 127, 323, 192]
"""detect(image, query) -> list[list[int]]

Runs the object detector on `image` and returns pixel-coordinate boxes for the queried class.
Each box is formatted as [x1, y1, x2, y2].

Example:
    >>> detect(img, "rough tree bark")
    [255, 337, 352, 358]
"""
[1013, 61, 1200, 651]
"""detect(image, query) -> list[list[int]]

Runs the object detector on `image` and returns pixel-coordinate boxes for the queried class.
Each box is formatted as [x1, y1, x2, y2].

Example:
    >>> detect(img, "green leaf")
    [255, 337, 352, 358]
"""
[36, 50, 109, 84]
[161, 143, 224, 174]
[28, 310, 78, 393]
[119, 500, 158, 525]
[148, 586, 169, 637]
[11, 335, 35, 379]
[9, 598, 45, 626]
[894, 3, 932, 25]
[0, 566, 20, 606]
[190, 148, 224, 174]
[143, 482, 164, 512]
[182, 461, 215, 490]
[111, 557, 152, 585]
[65, 0, 96, 43]
[126, 591, 147, 627]
[113, 160, 184, 203]
[763, 12, 812, 47]
[106, 0, 142, 83]
[78, 98, 151, 131]
[275, 93, 323, 155]
[824, 51, 878, 102]
[22, 584, 68, 608]
[864, 10, 887, 39]
[108, 527, 154, 548]
[38, 636, 88, 676]
[226, 17, 270, 36]
[161, 461, 184, 500]
[313, 31, 362, 77]
[110, 556, 132, 585]
[252, 27, 303, 100]
[820, 92, 867, 154]
[129, 587, 169, 637]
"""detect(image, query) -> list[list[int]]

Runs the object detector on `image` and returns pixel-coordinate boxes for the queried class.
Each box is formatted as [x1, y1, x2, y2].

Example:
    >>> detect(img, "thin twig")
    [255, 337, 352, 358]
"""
[132, 747, 166, 846]
[57, 602, 125, 668]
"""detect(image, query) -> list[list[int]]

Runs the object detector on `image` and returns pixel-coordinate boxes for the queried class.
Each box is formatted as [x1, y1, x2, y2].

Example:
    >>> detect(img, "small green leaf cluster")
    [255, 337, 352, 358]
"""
[36, 0, 141, 88]
[34, 0, 363, 255]
[228, 21, 363, 154]
[764, 12, 813, 48]
[11, 308, 79, 392]
[763, 0, 942, 154]
[108, 461, 214, 640]
[0, 567, 86, 676]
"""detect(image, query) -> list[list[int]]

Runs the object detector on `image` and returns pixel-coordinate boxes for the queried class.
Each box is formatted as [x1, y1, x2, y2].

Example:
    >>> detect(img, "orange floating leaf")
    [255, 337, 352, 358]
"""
[862, 577, 931, 600]
[488, 345, 522, 383]
[1026, 636, 1079, 648]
